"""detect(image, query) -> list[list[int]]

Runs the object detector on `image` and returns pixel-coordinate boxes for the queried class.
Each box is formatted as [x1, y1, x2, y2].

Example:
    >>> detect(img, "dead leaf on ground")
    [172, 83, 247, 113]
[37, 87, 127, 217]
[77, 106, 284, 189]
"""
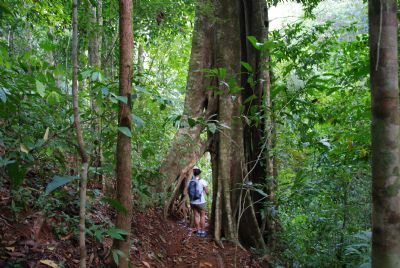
[159, 235, 166, 243]
[5, 247, 14, 252]
[60, 233, 72, 241]
[39, 259, 60, 268]
[142, 261, 151, 268]
[5, 240, 16, 246]
[7, 252, 26, 257]
[199, 261, 213, 267]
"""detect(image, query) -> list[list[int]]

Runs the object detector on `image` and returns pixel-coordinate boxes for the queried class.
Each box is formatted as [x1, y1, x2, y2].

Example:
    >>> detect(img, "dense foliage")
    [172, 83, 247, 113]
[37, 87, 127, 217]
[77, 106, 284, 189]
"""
[269, 2, 372, 266]
[0, 0, 394, 266]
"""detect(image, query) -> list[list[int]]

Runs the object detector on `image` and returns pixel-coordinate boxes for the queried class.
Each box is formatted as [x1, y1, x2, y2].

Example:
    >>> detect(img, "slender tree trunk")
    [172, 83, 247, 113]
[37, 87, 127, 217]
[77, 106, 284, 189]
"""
[72, 1, 90, 267]
[137, 43, 144, 80]
[88, 0, 104, 185]
[369, 0, 400, 267]
[112, 1, 133, 267]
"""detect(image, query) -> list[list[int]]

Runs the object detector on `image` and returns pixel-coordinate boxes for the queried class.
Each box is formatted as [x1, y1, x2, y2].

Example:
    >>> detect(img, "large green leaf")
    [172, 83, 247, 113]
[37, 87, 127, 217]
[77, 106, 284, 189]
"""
[240, 61, 253, 72]
[133, 114, 145, 128]
[35, 80, 46, 97]
[118, 127, 132, 138]
[45, 175, 79, 194]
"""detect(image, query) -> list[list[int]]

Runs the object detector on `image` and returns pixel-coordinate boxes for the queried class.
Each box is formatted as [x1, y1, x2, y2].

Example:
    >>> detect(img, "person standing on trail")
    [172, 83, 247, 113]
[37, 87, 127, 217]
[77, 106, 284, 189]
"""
[188, 167, 209, 237]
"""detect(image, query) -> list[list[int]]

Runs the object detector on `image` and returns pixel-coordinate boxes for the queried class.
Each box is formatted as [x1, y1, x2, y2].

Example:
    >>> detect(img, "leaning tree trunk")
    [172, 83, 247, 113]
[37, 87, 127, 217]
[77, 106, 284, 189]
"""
[72, 0, 90, 267]
[158, 0, 214, 196]
[112, 0, 133, 267]
[369, 0, 400, 267]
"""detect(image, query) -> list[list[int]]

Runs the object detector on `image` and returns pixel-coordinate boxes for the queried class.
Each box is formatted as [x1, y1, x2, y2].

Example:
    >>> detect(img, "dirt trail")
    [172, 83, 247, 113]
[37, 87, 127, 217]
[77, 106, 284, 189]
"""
[0, 184, 266, 268]
[130, 208, 265, 267]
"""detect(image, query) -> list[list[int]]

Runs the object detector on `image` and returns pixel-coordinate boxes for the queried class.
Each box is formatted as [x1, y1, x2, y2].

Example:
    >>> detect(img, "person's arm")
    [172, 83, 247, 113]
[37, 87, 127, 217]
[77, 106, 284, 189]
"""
[203, 180, 209, 195]
[204, 186, 209, 195]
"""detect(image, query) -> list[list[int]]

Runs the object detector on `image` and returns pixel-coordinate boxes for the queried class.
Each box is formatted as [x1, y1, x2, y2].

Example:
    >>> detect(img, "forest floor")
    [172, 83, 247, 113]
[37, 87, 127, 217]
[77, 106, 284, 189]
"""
[0, 183, 267, 268]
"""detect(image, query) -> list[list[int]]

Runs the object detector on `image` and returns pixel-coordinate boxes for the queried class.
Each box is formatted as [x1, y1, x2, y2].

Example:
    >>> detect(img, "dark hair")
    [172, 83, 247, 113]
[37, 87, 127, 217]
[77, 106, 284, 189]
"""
[193, 168, 201, 176]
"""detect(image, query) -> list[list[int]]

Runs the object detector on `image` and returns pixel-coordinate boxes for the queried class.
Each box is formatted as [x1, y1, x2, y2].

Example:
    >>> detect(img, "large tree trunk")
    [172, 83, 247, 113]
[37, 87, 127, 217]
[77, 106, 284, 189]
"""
[240, 0, 278, 249]
[162, 0, 272, 251]
[72, 1, 90, 267]
[369, 0, 400, 267]
[213, 0, 243, 243]
[158, 0, 214, 193]
[240, 0, 269, 248]
[112, 1, 133, 267]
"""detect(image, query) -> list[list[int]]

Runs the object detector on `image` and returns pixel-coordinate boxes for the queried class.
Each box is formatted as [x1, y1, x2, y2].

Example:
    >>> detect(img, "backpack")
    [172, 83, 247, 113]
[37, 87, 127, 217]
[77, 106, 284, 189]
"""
[188, 178, 202, 202]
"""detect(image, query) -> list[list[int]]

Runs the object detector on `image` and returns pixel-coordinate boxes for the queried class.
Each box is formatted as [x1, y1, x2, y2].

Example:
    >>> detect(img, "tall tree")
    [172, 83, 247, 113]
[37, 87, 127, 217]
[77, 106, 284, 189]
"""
[158, 0, 214, 193]
[88, 0, 104, 184]
[112, 0, 133, 267]
[72, 0, 90, 267]
[369, 0, 399, 266]
[162, 0, 270, 250]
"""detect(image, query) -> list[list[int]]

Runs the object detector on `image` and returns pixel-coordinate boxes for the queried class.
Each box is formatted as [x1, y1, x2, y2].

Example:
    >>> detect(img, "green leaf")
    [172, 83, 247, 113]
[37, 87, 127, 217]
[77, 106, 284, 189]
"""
[80, 70, 91, 79]
[207, 123, 217, 134]
[45, 175, 79, 194]
[0, 157, 15, 168]
[36, 80, 46, 97]
[261, 40, 276, 50]
[188, 118, 196, 127]
[240, 61, 253, 72]
[0, 87, 9, 102]
[101, 197, 128, 215]
[132, 115, 145, 128]
[101, 87, 109, 95]
[91, 71, 101, 81]
[111, 249, 128, 265]
[118, 127, 132, 138]
[7, 163, 26, 189]
[115, 96, 128, 104]
[244, 94, 257, 104]
[112, 249, 119, 265]
[108, 227, 129, 240]
[217, 68, 227, 79]
[247, 36, 261, 50]
[46, 91, 60, 105]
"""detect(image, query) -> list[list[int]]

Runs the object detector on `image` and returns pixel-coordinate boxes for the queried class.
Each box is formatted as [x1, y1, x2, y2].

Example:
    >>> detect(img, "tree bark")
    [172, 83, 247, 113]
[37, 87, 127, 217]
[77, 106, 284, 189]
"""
[161, 0, 270, 251]
[369, 0, 400, 267]
[112, 1, 133, 267]
[72, 1, 90, 267]
[213, 0, 243, 242]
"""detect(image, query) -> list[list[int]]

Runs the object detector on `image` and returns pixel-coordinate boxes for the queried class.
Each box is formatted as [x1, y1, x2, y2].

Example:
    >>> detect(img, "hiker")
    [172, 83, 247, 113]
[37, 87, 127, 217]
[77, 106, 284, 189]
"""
[188, 167, 209, 237]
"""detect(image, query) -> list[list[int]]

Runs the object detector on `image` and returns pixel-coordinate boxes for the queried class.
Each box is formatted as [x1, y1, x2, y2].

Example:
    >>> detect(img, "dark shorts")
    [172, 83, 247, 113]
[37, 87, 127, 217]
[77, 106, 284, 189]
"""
[190, 203, 206, 212]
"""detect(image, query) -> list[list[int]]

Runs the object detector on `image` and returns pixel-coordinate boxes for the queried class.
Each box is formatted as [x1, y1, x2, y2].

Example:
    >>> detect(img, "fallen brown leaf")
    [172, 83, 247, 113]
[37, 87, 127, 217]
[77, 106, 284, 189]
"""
[39, 259, 60, 268]
[142, 261, 151, 268]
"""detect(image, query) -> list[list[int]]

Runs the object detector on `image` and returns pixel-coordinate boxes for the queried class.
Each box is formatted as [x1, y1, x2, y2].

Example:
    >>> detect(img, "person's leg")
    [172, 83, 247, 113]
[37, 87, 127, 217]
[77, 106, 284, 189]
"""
[200, 209, 206, 233]
[193, 207, 201, 233]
